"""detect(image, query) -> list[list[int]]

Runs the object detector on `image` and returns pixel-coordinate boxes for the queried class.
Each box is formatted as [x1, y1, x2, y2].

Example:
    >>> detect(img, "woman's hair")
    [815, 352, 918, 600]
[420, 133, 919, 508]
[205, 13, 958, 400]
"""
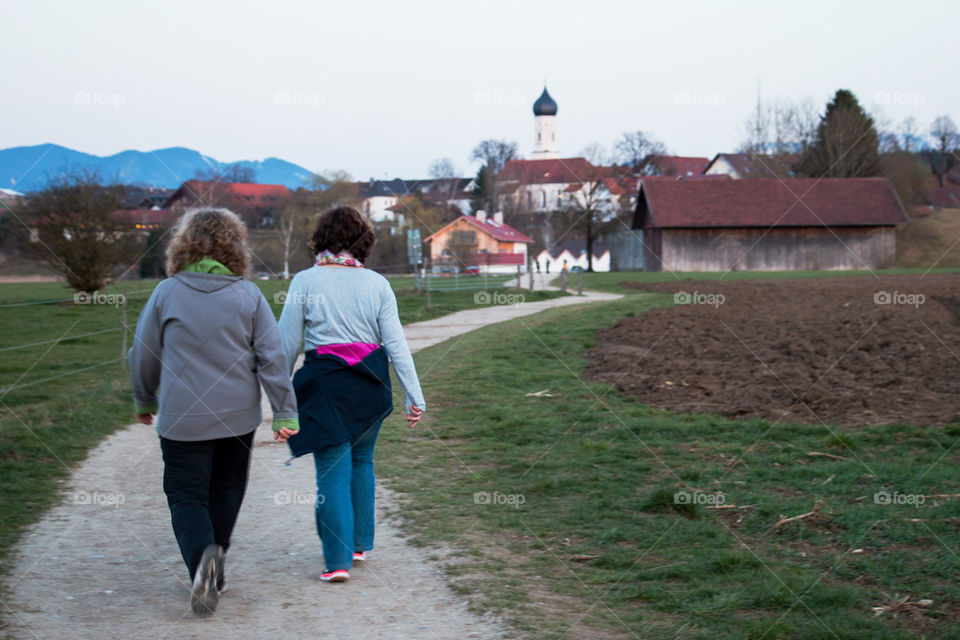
[308, 206, 376, 263]
[165, 207, 251, 277]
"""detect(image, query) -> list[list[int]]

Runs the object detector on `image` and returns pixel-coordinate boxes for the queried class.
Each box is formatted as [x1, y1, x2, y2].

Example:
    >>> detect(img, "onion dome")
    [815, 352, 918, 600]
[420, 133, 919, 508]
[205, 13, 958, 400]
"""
[533, 87, 558, 116]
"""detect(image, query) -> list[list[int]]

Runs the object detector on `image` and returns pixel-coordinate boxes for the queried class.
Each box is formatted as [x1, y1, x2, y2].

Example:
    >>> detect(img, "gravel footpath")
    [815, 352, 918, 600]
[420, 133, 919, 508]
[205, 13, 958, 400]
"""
[3, 279, 619, 639]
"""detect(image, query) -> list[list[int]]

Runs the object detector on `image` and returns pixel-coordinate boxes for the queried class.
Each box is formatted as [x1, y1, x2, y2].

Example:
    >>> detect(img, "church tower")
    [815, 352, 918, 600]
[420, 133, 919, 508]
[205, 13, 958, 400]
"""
[531, 86, 559, 159]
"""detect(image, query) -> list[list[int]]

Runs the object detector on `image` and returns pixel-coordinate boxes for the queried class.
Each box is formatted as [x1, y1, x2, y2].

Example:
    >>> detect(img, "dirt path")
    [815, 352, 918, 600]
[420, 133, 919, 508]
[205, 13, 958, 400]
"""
[3, 281, 620, 639]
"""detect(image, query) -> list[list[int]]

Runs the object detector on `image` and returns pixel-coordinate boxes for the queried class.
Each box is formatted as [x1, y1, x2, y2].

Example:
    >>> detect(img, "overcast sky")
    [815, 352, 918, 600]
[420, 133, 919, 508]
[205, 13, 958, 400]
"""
[2, 0, 957, 181]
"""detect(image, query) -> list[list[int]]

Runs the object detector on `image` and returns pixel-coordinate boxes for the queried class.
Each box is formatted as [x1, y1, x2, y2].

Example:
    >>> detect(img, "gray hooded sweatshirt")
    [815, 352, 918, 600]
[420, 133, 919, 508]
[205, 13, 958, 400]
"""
[128, 271, 298, 441]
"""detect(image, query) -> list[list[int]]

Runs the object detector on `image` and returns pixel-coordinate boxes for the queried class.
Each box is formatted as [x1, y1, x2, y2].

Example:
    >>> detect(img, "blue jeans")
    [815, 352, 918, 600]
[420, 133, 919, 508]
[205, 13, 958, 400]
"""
[312, 422, 381, 571]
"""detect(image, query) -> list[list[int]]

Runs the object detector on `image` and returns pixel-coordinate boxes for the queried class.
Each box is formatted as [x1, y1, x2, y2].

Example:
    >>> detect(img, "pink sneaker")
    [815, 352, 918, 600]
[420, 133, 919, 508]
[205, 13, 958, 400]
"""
[352, 551, 366, 562]
[320, 569, 349, 582]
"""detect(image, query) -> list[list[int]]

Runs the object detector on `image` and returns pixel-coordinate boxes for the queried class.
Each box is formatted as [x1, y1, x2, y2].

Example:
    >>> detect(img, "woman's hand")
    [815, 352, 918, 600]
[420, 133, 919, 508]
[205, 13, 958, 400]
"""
[406, 406, 423, 428]
[136, 413, 154, 426]
[273, 427, 298, 442]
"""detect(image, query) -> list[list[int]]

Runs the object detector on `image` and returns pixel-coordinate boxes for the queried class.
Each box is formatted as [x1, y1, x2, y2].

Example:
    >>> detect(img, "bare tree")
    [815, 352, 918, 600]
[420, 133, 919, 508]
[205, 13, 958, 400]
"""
[22, 172, 138, 292]
[899, 116, 919, 153]
[470, 140, 518, 174]
[193, 164, 255, 184]
[929, 115, 959, 187]
[739, 97, 818, 176]
[564, 149, 616, 272]
[428, 157, 462, 208]
[614, 131, 667, 173]
[274, 190, 313, 279]
[309, 170, 361, 211]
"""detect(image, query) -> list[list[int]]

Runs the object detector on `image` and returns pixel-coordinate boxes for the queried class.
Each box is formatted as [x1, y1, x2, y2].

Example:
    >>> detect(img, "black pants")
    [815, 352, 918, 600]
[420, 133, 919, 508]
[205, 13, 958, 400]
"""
[159, 430, 255, 579]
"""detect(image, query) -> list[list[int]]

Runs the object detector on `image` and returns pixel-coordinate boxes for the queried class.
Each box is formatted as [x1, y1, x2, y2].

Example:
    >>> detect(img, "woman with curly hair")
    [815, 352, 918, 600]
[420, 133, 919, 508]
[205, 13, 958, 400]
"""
[128, 208, 299, 614]
[279, 206, 425, 583]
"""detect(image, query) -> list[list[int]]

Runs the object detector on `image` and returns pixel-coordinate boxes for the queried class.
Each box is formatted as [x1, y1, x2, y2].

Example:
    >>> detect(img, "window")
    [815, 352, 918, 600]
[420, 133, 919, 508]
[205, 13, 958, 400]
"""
[451, 230, 476, 244]
[541, 191, 546, 208]
[527, 192, 533, 210]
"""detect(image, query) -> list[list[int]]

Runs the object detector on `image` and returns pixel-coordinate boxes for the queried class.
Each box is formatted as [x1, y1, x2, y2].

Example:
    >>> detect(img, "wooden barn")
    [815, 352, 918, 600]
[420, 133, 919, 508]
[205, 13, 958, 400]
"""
[632, 177, 908, 271]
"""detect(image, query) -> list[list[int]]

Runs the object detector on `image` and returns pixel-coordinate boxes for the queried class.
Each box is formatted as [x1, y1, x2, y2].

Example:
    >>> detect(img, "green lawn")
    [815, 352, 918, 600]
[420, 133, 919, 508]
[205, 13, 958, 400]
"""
[376, 291, 960, 639]
[0, 276, 564, 575]
[575, 267, 960, 295]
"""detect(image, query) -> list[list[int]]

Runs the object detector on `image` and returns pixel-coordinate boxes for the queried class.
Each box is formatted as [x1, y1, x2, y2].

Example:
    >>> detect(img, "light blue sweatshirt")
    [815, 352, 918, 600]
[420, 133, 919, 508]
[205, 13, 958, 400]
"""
[278, 265, 426, 412]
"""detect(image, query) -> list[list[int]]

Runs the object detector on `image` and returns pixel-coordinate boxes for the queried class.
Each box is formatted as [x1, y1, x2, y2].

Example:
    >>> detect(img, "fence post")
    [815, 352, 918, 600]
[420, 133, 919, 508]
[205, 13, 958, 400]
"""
[482, 271, 488, 292]
[516, 265, 522, 291]
[425, 276, 431, 310]
[528, 262, 534, 292]
[577, 269, 583, 295]
[560, 270, 568, 292]
[121, 294, 128, 366]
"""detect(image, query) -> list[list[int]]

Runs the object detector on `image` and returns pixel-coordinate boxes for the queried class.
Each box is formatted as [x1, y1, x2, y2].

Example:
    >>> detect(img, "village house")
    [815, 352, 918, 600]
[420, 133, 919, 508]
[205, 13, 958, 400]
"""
[704, 152, 798, 179]
[162, 180, 292, 227]
[644, 155, 710, 177]
[359, 178, 473, 223]
[631, 176, 908, 271]
[424, 211, 533, 274]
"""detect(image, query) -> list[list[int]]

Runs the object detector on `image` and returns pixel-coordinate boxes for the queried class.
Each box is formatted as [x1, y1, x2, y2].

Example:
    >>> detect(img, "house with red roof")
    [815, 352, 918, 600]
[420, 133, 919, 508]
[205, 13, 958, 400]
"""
[423, 211, 533, 274]
[632, 176, 908, 271]
[162, 180, 292, 227]
[645, 155, 711, 177]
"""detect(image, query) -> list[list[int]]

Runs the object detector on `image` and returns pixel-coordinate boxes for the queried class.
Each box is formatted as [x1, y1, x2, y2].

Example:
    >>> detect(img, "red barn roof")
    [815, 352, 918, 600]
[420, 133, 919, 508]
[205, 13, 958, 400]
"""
[639, 177, 908, 228]
[498, 157, 598, 184]
[424, 215, 533, 244]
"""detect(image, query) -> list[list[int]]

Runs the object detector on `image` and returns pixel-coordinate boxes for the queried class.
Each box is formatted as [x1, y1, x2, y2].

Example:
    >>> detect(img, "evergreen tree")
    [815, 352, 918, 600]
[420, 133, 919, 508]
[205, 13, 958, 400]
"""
[470, 165, 493, 214]
[797, 89, 881, 178]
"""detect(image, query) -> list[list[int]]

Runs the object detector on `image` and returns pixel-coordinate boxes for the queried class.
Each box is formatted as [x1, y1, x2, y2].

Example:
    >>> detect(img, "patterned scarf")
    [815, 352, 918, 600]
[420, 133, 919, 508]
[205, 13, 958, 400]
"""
[315, 250, 363, 268]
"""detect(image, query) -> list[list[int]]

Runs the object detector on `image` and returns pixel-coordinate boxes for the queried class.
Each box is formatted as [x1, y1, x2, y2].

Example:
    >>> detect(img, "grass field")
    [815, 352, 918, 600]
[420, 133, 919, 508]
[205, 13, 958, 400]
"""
[375, 288, 960, 638]
[897, 209, 960, 268]
[573, 267, 960, 295]
[0, 275, 564, 574]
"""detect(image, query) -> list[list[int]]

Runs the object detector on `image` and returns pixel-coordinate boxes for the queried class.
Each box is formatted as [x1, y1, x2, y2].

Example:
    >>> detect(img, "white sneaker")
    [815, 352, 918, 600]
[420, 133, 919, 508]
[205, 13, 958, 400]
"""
[191, 545, 223, 614]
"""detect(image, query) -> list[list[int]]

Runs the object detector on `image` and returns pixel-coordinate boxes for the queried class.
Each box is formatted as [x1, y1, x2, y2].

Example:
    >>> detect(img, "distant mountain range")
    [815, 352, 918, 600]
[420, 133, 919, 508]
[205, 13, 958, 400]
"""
[0, 144, 315, 192]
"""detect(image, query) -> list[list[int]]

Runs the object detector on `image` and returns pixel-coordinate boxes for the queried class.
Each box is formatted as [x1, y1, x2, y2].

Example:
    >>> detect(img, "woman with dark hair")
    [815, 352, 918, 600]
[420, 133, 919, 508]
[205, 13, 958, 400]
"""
[129, 208, 299, 614]
[279, 206, 425, 582]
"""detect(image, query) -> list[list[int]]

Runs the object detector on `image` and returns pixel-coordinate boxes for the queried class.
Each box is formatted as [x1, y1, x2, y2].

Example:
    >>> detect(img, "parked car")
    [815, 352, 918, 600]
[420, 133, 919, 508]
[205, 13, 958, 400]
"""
[437, 266, 457, 277]
[257, 272, 271, 280]
[464, 265, 480, 275]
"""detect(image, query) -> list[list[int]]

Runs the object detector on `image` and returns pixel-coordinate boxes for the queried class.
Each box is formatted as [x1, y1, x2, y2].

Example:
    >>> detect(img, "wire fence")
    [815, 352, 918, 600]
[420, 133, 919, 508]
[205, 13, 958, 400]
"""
[0, 288, 154, 310]
[0, 287, 156, 398]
